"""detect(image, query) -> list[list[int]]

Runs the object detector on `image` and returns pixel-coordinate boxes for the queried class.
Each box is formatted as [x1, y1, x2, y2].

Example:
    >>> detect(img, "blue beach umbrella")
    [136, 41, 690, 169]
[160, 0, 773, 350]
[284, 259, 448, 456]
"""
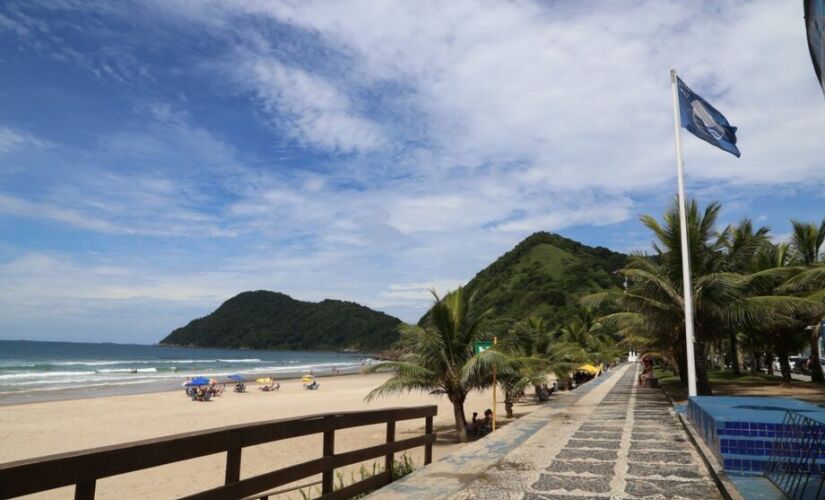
[185, 377, 211, 386]
[227, 374, 245, 382]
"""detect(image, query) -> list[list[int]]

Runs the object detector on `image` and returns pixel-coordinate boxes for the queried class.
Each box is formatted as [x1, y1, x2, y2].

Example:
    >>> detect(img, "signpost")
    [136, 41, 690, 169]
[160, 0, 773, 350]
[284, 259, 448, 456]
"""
[473, 338, 498, 431]
[820, 320, 825, 361]
[473, 341, 493, 354]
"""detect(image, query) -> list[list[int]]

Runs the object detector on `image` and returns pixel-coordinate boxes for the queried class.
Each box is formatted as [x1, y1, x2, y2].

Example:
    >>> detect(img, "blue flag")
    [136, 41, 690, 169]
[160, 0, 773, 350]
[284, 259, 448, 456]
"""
[805, 0, 825, 98]
[676, 77, 740, 157]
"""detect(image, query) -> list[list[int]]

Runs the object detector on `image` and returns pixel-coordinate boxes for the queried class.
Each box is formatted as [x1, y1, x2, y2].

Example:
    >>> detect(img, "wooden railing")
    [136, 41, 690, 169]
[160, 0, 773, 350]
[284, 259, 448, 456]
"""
[0, 405, 437, 500]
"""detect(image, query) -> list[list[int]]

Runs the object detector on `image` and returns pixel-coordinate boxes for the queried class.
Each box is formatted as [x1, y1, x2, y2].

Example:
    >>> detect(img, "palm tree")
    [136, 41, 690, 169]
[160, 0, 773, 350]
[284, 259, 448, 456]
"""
[493, 355, 546, 418]
[790, 219, 825, 265]
[720, 219, 771, 375]
[365, 287, 506, 442]
[588, 199, 730, 394]
[556, 309, 622, 361]
[584, 199, 825, 395]
[788, 219, 825, 382]
[504, 316, 552, 399]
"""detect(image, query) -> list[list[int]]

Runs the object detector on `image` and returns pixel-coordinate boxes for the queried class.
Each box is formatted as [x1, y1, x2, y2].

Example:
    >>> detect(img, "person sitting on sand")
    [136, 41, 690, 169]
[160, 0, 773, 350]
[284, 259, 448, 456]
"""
[480, 409, 493, 435]
[466, 412, 479, 436]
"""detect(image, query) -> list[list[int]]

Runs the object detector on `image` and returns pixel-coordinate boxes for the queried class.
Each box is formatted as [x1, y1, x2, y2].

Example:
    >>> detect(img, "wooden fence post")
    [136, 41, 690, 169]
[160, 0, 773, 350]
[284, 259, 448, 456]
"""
[385, 421, 396, 482]
[225, 447, 242, 484]
[322, 416, 335, 495]
[74, 480, 95, 500]
[424, 416, 433, 465]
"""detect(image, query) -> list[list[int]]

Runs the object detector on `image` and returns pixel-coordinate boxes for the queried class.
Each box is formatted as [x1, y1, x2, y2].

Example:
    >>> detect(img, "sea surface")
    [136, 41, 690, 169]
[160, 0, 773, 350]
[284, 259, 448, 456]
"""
[0, 340, 372, 405]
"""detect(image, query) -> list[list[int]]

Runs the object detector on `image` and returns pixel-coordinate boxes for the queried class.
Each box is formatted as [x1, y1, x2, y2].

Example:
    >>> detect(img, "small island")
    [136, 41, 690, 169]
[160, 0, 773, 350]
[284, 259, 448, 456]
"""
[160, 290, 402, 352]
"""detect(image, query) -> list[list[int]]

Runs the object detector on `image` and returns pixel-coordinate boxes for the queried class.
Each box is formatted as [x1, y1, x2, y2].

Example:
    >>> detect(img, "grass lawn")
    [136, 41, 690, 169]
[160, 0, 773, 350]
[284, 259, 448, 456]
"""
[655, 367, 825, 405]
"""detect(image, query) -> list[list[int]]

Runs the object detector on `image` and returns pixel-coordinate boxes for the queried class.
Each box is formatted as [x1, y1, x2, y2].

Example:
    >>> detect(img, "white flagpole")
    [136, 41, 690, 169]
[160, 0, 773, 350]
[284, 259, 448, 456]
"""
[670, 69, 698, 398]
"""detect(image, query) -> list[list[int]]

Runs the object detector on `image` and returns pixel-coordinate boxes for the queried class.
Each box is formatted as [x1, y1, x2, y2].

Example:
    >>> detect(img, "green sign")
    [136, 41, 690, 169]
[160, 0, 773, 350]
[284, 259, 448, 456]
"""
[473, 341, 493, 354]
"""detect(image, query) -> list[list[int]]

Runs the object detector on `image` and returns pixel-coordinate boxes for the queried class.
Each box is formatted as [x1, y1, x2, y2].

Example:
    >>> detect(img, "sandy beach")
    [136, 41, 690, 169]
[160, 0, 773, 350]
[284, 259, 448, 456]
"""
[0, 372, 546, 499]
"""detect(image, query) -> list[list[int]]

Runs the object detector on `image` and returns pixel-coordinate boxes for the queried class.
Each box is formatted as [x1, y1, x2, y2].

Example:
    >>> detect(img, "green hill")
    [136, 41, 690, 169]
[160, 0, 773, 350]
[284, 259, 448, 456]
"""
[421, 232, 626, 325]
[160, 291, 401, 352]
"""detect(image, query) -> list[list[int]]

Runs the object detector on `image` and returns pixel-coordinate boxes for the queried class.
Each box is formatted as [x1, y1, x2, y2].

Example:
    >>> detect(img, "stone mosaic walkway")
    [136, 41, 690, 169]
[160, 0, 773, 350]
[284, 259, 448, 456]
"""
[450, 366, 722, 499]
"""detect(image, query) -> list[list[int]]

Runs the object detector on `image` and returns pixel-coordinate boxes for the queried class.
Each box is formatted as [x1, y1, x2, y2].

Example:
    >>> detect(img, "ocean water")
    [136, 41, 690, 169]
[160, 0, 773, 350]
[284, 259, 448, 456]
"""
[0, 340, 371, 404]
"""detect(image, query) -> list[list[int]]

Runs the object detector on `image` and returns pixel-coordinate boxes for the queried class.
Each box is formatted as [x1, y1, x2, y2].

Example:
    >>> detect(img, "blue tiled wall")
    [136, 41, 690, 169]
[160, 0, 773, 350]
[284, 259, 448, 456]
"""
[687, 396, 825, 474]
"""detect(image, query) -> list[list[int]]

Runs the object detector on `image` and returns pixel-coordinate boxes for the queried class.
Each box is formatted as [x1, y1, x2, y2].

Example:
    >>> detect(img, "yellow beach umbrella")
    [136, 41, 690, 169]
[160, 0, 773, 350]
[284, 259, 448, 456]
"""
[577, 364, 600, 376]
[256, 377, 272, 384]
[301, 374, 314, 383]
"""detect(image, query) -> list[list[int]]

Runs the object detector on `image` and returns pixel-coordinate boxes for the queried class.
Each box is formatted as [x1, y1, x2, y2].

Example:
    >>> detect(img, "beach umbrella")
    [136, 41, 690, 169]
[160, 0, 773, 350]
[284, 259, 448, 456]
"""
[256, 377, 272, 384]
[301, 374, 314, 383]
[228, 374, 246, 382]
[184, 377, 211, 386]
[577, 364, 600, 376]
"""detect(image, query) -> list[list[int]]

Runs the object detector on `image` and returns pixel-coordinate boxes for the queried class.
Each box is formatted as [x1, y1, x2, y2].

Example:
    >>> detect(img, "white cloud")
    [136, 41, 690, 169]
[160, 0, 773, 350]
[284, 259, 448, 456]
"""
[374, 280, 467, 306]
[3, 0, 825, 341]
[189, 0, 824, 190]
[0, 126, 48, 153]
[237, 56, 386, 153]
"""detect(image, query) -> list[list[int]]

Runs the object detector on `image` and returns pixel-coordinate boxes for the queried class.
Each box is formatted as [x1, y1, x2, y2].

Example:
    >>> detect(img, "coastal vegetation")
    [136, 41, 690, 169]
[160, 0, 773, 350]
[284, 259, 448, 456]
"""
[368, 203, 825, 429]
[419, 232, 626, 328]
[365, 287, 510, 442]
[367, 233, 631, 441]
[160, 290, 401, 351]
[586, 199, 825, 395]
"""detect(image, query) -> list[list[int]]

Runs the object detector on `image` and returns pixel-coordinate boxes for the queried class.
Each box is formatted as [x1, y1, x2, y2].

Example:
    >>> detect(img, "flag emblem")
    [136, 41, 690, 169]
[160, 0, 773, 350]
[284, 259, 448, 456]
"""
[676, 77, 740, 157]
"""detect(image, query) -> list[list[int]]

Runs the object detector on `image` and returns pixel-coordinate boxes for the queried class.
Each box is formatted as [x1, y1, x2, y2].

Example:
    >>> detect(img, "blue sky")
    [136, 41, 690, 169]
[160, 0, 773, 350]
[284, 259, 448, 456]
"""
[1, 0, 823, 344]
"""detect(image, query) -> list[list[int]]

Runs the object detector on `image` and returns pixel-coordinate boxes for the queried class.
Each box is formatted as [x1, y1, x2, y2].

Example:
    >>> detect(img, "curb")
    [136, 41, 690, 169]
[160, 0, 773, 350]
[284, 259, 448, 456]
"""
[661, 390, 743, 500]
[366, 366, 625, 499]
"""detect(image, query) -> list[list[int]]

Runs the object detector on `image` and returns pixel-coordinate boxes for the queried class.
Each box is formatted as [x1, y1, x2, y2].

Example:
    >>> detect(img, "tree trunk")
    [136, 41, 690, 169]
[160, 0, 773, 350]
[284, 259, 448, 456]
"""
[504, 391, 515, 418]
[766, 352, 774, 375]
[450, 394, 468, 442]
[810, 330, 824, 382]
[728, 331, 741, 375]
[695, 338, 713, 396]
[675, 348, 688, 385]
[778, 349, 792, 385]
[717, 339, 726, 369]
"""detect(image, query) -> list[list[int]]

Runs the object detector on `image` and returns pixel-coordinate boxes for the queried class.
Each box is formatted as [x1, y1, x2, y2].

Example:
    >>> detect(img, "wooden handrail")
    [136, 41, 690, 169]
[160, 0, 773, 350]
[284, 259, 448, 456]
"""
[0, 405, 437, 499]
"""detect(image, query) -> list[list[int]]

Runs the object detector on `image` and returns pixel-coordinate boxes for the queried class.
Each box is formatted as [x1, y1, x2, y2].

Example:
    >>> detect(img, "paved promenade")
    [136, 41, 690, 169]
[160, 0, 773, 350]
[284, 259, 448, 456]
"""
[373, 364, 722, 499]
[452, 366, 721, 499]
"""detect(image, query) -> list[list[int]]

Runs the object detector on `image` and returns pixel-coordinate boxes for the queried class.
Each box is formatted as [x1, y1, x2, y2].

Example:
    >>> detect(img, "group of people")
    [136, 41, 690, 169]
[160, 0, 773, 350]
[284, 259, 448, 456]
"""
[185, 382, 224, 401]
[259, 380, 280, 391]
[467, 409, 494, 437]
[184, 375, 325, 397]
